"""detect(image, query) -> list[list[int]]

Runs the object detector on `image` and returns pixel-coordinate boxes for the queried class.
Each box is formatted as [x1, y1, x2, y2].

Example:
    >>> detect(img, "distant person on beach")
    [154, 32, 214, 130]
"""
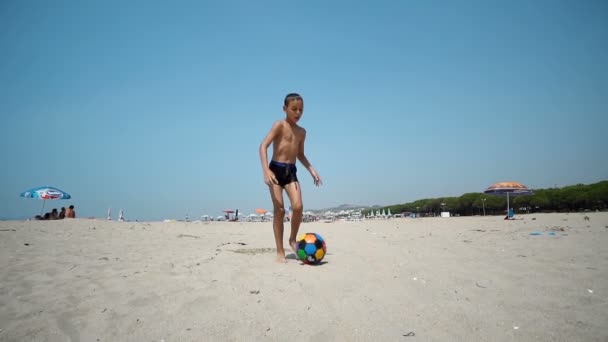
[50, 208, 59, 220]
[259, 93, 322, 263]
[58, 207, 66, 219]
[66, 205, 76, 218]
[504, 208, 515, 220]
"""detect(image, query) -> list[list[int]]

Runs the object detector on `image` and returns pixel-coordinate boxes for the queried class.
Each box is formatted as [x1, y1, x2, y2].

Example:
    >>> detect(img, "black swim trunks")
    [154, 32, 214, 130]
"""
[269, 160, 298, 187]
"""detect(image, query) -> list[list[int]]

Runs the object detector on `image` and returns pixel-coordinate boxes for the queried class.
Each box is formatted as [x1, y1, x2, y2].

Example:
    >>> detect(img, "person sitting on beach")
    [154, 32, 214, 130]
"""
[50, 208, 59, 220]
[65, 205, 76, 218]
[259, 93, 322, 263]
[504, 208, 515, 220]
[58, 207, 66, 219]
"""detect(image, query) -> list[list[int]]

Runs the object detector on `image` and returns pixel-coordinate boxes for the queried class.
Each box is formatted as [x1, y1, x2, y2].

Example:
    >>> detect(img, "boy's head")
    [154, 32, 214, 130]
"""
[284, 93, 303, 106]
[69, 205, 74, 209]
[283, 93, 304, 123]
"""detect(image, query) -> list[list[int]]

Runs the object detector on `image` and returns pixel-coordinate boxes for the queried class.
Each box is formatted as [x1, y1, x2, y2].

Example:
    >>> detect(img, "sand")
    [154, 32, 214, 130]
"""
[1, 212, 607, 342]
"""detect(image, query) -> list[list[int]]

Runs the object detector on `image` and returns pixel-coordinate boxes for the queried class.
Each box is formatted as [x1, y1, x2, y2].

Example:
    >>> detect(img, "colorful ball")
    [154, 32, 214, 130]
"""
[296, 232, 327, 264]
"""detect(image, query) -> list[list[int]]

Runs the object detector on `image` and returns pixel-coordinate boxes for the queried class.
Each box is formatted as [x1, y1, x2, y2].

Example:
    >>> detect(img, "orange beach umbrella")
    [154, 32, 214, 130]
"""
[484, 181, 533, 215]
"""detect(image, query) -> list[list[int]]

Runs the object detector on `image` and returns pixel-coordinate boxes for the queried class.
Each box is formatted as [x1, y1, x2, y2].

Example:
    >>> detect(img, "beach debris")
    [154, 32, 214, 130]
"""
[517, 254, 527, 258]
[250, 290, 260, 294]
[513, 326, 519, 330]
[583, 216, 590, 221]
[531, 217, 536, 220]
[177, 234, 200, 239]
[0, 229, 16, 232]
[24, 243, 30, 246]
[530, 232, 543, 235]
[99, 257, 109, 261]
[403, 331, 415, 337]
[463, 240, 472, 243]
[233, 247, 274, 255]
[588, 289, 593, 294]
[470, 229, 486, 232]
[412, 277, 417, 281]
[218, 242, 247, 247]
[475, 282, 488, 288]
[101, 308, 107, 313]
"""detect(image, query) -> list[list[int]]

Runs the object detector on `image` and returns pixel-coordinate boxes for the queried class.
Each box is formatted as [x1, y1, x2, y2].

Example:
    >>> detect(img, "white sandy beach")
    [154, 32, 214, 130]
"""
[1, 212, 607, 341]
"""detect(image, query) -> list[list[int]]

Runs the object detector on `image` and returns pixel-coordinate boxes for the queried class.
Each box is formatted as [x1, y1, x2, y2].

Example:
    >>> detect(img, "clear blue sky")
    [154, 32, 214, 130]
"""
[2, 0, 607, 220]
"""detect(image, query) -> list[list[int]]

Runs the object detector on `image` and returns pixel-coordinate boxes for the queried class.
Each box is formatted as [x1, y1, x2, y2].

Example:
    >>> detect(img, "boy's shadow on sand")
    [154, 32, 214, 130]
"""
[287, 253, 329, 266]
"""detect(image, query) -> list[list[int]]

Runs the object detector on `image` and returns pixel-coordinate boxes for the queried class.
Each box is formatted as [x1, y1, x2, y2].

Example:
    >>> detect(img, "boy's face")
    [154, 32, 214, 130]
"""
[283, 99, 304, 123]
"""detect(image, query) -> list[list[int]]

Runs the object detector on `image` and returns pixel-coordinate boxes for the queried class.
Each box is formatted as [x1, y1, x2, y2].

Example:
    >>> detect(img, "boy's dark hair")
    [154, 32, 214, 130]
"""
[69, 205, 74, 209]
[284, 93, 303, 106]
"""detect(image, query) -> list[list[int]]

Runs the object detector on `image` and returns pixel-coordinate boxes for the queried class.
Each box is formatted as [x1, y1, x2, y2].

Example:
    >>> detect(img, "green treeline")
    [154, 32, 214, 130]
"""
[367, 180, 608, 217]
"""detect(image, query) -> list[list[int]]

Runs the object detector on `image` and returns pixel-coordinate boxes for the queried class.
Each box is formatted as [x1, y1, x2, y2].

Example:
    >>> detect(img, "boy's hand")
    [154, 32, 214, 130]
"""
[311, 170, 322, 187]
[264, 170, 279, 186]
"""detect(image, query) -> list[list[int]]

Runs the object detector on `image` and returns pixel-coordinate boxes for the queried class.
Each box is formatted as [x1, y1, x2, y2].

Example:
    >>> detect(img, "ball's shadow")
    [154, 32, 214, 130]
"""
[288, 253, 329, 266]
[303, 261, 328, 266]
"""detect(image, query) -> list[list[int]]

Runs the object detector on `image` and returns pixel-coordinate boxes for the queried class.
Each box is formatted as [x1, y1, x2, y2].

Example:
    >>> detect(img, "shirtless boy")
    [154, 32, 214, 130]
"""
[259, 93, 322, 263]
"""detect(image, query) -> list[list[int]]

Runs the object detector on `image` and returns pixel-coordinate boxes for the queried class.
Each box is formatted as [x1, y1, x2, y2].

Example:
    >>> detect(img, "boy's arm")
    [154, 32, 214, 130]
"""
[297, 130, 322, 186]
[259, 122, 280, 185]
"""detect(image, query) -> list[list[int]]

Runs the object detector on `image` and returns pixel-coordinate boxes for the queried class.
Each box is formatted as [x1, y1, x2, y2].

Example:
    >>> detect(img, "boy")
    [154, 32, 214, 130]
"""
[259, 93, 322, 263]
[66, 205, 76, 218]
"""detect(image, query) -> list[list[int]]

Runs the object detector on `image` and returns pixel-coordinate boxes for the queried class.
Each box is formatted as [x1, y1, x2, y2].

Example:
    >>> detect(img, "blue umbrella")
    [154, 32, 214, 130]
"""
[20, 186, 71, 215]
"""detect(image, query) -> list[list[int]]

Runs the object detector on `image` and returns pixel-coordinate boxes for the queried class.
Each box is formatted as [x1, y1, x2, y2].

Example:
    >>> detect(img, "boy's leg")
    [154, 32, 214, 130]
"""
[269, 184, 287, 262]
[284, 182, 303, 255]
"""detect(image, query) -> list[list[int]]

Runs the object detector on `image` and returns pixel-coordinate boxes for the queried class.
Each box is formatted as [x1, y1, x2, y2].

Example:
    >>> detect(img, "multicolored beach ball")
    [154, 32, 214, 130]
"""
[296, 233, 326, 264]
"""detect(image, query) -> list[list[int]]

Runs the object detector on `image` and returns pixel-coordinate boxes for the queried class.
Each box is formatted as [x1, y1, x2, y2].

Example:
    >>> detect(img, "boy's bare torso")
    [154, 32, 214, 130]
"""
[271, 120, 305, 164]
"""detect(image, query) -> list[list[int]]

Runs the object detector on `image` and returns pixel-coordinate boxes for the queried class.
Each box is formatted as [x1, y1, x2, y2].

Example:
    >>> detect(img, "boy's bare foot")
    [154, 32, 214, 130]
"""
[276, 254, 288, 263]
[289, 239, 298, 256]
